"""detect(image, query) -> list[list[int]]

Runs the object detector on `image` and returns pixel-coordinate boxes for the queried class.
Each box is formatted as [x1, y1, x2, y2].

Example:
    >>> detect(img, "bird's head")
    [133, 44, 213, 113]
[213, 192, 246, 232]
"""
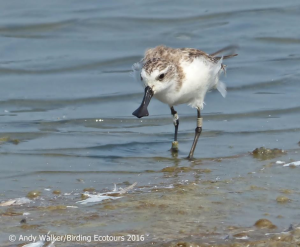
[132, 58, 177, 118]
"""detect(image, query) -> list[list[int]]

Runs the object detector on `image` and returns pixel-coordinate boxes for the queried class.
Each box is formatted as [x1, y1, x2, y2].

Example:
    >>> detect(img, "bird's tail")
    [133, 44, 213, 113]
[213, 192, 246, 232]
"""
[210, 45, 238, 98]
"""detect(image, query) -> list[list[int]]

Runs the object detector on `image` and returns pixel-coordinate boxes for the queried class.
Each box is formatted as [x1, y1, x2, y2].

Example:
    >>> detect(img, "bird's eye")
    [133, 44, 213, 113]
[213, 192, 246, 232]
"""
[140, 75, 143, 81]
[158, 73, 165, 81]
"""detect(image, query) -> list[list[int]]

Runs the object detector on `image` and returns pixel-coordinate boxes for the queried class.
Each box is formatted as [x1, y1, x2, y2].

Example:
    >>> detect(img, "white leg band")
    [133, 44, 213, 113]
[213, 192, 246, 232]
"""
[173, 113, 179, 126]
[197, 117, 203, 128]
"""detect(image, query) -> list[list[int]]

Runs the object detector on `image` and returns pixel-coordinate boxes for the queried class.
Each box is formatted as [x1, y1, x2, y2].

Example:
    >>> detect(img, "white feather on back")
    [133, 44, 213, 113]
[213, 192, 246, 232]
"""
[213, 57, 227, 98]
[132, 62, 142, 85]
[216, 80, 227, 98]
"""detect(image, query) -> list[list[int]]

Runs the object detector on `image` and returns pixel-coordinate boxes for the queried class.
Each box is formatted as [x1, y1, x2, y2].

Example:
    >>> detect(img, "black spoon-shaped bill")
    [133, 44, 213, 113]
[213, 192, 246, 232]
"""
[132, 86, 154, 118]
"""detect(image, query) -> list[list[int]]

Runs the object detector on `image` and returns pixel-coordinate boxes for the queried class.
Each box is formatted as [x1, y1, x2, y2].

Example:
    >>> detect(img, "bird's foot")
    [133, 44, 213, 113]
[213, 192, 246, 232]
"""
[186, 153, 195, 160]
[171, 141, 179, 152]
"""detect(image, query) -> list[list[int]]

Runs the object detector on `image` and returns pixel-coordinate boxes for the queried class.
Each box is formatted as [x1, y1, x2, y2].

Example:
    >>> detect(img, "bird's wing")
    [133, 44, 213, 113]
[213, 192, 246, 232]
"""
[179, 48, 216, 63]
[210, 44, 239, 60]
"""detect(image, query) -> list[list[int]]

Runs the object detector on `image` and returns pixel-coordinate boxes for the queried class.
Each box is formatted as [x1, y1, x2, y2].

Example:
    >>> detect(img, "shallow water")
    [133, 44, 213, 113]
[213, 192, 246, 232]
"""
[1, 0, 300, 246]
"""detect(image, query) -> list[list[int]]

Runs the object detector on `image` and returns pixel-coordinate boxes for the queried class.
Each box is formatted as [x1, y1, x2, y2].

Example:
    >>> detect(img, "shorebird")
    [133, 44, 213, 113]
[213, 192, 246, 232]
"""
[132, 45, 237, 158]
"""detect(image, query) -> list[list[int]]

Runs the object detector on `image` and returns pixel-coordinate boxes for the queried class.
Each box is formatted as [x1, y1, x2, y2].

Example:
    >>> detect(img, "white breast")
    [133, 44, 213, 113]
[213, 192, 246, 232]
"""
[173, 57, 223, 109]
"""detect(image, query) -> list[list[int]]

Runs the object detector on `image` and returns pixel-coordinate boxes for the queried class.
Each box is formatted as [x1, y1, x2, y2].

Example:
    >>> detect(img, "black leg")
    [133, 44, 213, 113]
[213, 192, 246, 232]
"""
[170, 106, 179, 151]
[187, 108, 202, 159]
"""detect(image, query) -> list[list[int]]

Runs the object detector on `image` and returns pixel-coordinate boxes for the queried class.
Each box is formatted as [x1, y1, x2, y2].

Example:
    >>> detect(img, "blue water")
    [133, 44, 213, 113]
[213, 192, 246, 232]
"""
[1, 0, 300, 245]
